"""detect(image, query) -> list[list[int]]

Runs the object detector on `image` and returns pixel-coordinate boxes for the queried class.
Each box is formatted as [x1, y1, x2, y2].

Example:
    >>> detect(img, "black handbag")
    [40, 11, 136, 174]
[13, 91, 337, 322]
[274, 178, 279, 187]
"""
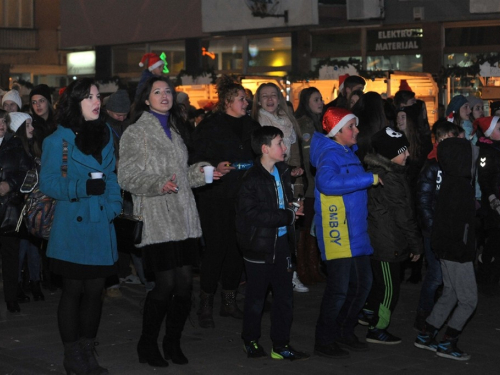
[114, 191, 143, 245]
[0, 194, 23, 234]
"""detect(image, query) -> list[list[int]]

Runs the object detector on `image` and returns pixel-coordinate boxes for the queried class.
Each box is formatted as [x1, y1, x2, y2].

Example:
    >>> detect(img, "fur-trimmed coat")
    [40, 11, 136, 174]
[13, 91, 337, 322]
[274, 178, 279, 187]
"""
[118, 111, 208, 247]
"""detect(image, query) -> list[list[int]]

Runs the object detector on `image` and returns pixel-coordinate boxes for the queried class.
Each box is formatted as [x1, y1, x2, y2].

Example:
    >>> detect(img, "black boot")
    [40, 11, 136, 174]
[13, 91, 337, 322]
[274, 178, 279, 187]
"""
[17, 282, 30, 303]
[163, 295, 191, 365]
[137, 295, 169, 367]
[197, 290, 215, 328]
[220, 290, 243, 319]
[80, 338, 108, 374]
[31, 280, 45, 301]
[63, 340, 90, 375]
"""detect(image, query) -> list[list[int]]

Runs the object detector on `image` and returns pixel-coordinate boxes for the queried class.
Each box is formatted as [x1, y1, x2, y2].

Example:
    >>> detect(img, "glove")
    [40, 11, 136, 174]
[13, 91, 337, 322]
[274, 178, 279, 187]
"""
[489, 195, 500, 216]
[86, 179, 106, 196]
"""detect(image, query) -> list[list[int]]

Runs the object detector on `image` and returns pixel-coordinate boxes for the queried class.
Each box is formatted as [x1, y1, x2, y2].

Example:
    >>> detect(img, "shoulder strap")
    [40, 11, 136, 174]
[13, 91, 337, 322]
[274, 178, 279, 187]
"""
[61, 140, 68, 177]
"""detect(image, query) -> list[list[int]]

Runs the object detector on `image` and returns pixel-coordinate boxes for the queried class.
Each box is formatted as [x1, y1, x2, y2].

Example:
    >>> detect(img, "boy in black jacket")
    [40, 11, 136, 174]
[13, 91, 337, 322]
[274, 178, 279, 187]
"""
[236, 126, 308, 360]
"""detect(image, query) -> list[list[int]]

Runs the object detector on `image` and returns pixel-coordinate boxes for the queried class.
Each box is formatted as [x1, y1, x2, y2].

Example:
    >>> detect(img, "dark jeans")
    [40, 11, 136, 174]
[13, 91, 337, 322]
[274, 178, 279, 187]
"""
[1, 235, 20, 302]
[242, 236, 293, 347]
[198, 198, 243, 294]
[417, 236, 443, 314]
[315, 255, 372, 345]
[19, 238, 42, 282]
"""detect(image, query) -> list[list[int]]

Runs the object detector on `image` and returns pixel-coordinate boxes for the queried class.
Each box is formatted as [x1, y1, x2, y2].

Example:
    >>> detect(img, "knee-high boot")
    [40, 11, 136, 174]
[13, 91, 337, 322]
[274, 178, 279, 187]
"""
[163, 295, 191, 365]
[137, 294, 169, 367]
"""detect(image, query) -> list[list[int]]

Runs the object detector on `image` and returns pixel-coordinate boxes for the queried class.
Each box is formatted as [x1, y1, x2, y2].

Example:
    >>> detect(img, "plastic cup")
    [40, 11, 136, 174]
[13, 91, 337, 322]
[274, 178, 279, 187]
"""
[203, 166, 215, 183]
[91, 172, 103, 179]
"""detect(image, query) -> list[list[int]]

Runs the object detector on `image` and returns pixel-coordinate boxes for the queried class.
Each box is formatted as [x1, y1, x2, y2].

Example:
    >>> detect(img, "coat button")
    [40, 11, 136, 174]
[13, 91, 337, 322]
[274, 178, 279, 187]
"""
[100, 206, 103, 211]
[77, 216, 82, 222]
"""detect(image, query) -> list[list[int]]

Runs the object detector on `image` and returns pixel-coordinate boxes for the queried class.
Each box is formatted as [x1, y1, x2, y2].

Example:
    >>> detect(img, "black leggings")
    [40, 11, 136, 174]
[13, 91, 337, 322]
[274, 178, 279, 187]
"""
[148, 265, 193, 302]
[58, 277, 105, 343]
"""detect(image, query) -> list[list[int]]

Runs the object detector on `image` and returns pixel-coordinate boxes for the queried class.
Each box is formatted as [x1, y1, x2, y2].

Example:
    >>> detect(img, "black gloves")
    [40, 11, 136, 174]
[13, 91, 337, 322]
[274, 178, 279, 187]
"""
[86, 179, 106, 196]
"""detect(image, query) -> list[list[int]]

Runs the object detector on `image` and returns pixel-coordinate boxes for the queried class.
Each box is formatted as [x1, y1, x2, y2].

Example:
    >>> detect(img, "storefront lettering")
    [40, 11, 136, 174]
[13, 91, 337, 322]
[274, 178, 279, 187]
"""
[375, 41, 419, 51]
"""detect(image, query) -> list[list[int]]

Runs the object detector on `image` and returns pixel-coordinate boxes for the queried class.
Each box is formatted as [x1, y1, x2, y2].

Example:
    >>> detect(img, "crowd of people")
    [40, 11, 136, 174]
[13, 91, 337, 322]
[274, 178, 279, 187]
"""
[1, 52, 500, 373]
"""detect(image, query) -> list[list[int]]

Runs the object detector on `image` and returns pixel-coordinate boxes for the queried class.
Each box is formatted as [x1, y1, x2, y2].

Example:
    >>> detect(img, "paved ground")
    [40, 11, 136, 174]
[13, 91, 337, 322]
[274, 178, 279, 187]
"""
[1, 272, 500, 375]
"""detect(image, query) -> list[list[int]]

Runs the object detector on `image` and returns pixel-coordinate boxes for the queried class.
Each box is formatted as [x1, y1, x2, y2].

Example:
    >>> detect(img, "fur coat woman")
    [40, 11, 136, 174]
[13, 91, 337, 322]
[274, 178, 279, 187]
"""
[118, 111, 208, 247]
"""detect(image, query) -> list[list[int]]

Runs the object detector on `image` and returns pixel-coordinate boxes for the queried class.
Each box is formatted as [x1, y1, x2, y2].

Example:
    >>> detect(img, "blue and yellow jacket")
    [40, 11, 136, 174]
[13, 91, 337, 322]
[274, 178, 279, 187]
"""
[310, 132, 375, 261]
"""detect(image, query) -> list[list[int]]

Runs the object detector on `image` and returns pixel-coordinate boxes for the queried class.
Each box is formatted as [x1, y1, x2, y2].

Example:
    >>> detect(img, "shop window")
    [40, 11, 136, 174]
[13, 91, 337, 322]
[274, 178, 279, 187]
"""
[311, 56, 361, 71]
[312, 32, 361, 54]
[202, 38, 243, 71]
[247, 37, 291, 69]
[366, 54, 422, 72]
[150, 41, 185, 74]
[446, 26, 500, 48]
[0, 0, 33, 28]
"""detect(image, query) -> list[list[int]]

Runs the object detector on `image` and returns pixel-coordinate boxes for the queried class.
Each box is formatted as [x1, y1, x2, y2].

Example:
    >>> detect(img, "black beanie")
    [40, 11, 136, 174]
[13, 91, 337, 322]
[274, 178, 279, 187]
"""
[106, 90, 131, 113]
[29, 84, 52, 104]
[371, 127, 410, 160]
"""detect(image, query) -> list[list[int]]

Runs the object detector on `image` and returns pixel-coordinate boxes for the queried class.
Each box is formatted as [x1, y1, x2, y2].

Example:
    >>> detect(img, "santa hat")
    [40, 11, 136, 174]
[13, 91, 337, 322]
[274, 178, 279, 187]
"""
[1, 90, 22, 110]
[323, 107, 358, 137]
[446, 111, 455, 123]
[399, 80, 412, 92]
[338, 74, 349, 92]
[8, 112, 31, 133]
[139, 53, 164, 72]
[474, 116, 499, 138]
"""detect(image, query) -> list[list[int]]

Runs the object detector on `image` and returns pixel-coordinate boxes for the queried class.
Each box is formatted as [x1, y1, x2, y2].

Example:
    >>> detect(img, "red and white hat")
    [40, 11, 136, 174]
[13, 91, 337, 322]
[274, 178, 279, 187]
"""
[323, 107, 358, 137]
[474, 116, 499, 137]
[338, 74, 349, 92]
[138, 53, 164, 72]
[399, 79, 412, 92]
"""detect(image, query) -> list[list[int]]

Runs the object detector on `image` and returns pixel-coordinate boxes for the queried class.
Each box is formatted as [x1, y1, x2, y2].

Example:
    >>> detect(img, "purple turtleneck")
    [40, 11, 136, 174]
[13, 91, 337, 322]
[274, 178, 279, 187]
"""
[150, 111, 171, 140]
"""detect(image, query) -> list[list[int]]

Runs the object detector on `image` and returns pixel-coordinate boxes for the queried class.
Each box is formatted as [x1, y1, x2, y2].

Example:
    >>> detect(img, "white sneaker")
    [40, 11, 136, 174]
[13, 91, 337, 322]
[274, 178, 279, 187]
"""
[292, 271, 309, 293]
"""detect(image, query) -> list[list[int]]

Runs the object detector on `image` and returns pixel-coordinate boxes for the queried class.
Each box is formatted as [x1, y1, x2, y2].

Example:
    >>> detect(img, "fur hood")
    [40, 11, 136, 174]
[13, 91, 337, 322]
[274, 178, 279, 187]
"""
[364, 152, 407, 175]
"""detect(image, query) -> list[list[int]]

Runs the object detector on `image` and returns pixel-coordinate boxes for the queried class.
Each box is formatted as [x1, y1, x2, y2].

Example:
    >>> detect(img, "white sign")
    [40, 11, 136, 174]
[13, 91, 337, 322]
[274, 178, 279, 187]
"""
[479, 62, 500, 77]
[201, 0, 318, 33]
[67, 51, 96, 75]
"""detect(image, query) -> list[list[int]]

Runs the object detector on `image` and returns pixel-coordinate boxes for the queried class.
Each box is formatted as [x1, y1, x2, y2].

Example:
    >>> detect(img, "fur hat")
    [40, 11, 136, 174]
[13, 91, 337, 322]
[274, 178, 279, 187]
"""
[399, 80, 412, 92]
[138, 53, 164, 72]
[323, 107, 358, 137]
[371, 127, 410, 160]
[2, 90, 22, 110]
[29, 84, 52, 104]
[474, 116, 499, 138]
[446, 95, 468, 117]
[8, 112, 32, 133]
[106, 90, 130, 113]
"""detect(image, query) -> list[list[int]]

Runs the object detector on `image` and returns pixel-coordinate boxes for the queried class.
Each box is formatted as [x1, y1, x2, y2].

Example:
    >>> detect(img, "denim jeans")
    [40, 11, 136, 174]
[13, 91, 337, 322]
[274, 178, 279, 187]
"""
[417, 237, 443, 314]
[315, 255, 372, 345]
[18, 238, 41, 282]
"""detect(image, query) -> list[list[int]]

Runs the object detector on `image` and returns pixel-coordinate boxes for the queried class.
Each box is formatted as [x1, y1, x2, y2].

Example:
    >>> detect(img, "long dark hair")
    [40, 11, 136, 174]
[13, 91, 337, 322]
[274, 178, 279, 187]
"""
[56, 78, 100, 130]
[294, 87, 322, 132]
[16, 122, 42, 159]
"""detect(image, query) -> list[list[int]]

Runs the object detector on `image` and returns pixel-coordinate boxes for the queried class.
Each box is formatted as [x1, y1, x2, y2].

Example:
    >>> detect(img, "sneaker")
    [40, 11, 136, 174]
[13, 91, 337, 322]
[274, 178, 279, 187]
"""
[358, 309, 374, 326]
[414, 332, 438, 352]
[271, 344, 310, 361]
[244, 341, 267, 358]
[366, 328, 401, 345]
[336, 335, 369, 352]
[314, 342, 350, 359]
[123, 274, 141, 284]
[292, 272, 309, 293]
[106, 285, 122, 298]
[436, 338, 471, 361]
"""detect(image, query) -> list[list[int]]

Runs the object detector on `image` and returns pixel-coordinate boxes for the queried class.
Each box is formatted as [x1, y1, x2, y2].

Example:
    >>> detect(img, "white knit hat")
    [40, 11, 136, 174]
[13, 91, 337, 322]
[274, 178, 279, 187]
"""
[8, 112, 32, 133]
[2, 90, 22, 110]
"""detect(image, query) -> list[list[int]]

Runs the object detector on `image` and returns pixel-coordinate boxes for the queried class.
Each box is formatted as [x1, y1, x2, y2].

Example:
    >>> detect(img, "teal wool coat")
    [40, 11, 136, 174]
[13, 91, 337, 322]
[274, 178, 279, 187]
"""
[40, 125, 122, 266]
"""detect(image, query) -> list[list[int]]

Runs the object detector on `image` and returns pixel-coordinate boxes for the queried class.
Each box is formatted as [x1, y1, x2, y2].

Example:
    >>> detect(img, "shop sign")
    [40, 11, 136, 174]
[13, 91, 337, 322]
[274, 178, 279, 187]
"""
[67, 51, 95, 75]
[367, 29, 423, 52]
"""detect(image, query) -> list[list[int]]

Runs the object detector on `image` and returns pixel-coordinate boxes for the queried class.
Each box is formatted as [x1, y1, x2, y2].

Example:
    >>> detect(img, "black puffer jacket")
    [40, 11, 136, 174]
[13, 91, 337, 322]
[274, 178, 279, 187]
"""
[235, 160, 296, 263]
[432, 138, 478, 263]
[477, 137, 500, 229]
[365, 153, 423, 262]
[416, 146, 441, 238]
[191, 112, 260, 200]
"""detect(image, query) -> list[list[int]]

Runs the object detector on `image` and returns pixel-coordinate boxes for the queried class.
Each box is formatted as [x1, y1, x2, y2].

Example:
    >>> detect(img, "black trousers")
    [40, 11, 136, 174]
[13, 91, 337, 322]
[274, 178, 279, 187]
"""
[198, 198, 243, 294]
[0, 235, 20, 302]
[242, 236, 293, 347]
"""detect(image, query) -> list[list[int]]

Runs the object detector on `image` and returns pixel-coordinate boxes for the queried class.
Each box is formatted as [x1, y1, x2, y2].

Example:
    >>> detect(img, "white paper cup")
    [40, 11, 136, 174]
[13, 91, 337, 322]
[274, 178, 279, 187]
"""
[203, 166, 215, 183]
[91, 172, 104, 179]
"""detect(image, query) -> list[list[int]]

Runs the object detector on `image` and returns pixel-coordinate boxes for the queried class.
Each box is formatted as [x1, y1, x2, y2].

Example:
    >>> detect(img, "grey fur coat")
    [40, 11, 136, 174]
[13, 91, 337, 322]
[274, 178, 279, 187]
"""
[118, 111, 208, 247]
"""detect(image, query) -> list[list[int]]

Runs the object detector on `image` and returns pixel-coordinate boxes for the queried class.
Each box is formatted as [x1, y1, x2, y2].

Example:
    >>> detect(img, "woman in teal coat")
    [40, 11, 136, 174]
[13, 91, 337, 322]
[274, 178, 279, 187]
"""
[40, 78, 121, 375]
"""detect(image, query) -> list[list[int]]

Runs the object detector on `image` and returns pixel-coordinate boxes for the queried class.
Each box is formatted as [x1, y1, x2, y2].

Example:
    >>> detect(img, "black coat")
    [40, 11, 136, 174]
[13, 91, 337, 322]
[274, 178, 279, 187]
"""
[416, 154, 441, 238]
[477, 137, 500, 229]
[365, 153, 423, 262]
[431, 138, 478, 263]
[235, 160, 296, 263]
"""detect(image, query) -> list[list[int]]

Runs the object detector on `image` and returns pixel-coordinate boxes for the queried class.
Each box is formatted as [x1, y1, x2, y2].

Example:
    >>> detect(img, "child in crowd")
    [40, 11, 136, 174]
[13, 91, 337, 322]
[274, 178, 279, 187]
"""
[134, 53, 165, 101]
[310, 107, 379, 358]
[414, 137, 478, 361]
[413, 120, 459, 331]
[235, 126, 309, 360]
[475, 116, 500, 295]
[361, 127, 423, 344]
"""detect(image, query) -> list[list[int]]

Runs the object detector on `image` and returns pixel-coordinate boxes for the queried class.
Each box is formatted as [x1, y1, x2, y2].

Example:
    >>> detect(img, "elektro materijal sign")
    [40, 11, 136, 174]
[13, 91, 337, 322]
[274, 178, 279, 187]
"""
[367, 29, 423, 52]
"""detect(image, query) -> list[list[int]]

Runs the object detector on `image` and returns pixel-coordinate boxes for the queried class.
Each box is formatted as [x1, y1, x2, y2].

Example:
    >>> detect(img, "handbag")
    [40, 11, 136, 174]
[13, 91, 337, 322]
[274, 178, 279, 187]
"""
[0, 194, 23, 234]
[18, 140, 68, 239]
[114, 190, 143, 245]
